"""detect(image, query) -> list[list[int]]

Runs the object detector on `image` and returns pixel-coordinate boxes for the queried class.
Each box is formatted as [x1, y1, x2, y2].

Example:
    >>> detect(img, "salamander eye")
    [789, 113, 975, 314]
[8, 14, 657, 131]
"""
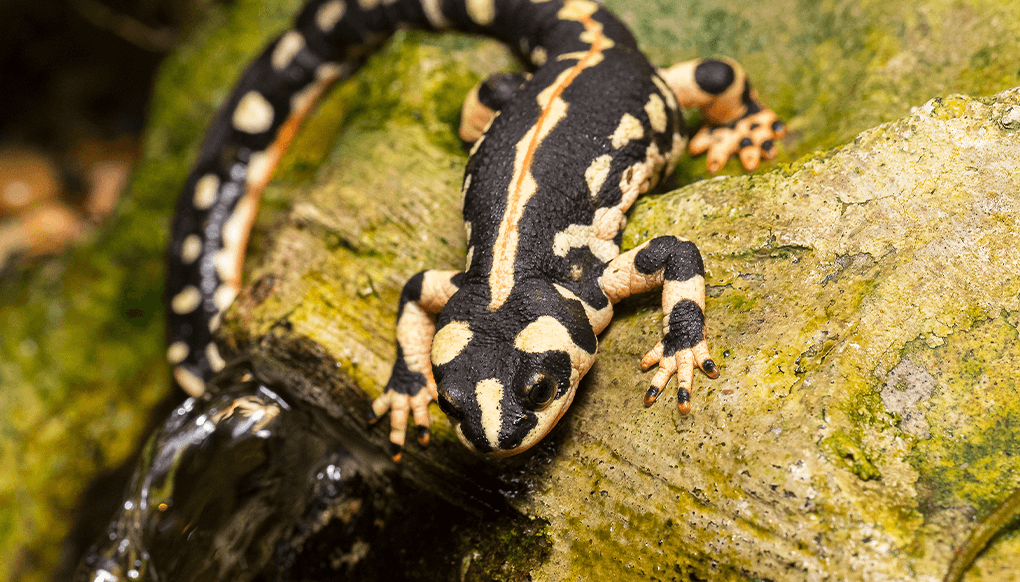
[524, 373, 558, 411]
[437, 394, 462, 420]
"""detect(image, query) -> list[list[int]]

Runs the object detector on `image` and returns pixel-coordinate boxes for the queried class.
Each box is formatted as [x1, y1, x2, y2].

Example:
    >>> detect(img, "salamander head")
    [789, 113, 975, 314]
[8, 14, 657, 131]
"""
[431, 279, 597, 456]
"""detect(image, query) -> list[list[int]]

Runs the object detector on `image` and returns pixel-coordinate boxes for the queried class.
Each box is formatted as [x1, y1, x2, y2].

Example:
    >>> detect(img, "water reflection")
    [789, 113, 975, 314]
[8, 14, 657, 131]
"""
[74, 360, 389, 582]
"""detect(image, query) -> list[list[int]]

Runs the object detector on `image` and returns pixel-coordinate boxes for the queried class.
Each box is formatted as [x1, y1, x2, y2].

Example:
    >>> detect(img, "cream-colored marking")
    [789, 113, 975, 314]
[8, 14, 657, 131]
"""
[174, 366, 206, 397]
[516, 315, 583, 354]
[651, 74, 679, 112]
[233, 92, 275, 134]
[421, 0, 450, 28]
[557, 0, 597, 20]
[462, 174, 472, 196]
[591, 206, 625, 240]
[556, 51, 589, 62]
[193, 174, 219, 210]
[432, 321, 473, 366]
[645, 93, 668, 133]
[213, 250, 238, 287]
[552, 223, 619, 262]
[167, 341, 189, 365]
[488, 6, 609, 310]
[663, 275, 706, 312]
[611, 113, 644, 149]
[475, 378, 505, 450]
[357, 0, 379, 9]
[317, 62, 344, 82]
[464, 220, 472, 242]
[531, 46, 548, 66]
[315, 0, 345, 31]
[206, 343, 227, 372]
[488, 98, 568, 309]
[554, 284, 612, 333]
[246, 152, 273, 190]
[214, 285, 238, 311]
[419, 270, 461, 313]
[272, 31, 305, 71]
[180, 234, 202, 265]
[584, 154, 612, 199]
[465, 246, 474, 270]
[172, 286, 202, 315]
[466, 0, 495, 25]
[209, 311, 223, 333]
[665, 132, 687, 176]
[580, 30, 614, 50]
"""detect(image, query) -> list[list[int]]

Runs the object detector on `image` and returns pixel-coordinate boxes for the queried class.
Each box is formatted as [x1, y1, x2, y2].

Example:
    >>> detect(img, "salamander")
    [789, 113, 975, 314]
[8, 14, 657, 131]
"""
[165, 0, 785, 460]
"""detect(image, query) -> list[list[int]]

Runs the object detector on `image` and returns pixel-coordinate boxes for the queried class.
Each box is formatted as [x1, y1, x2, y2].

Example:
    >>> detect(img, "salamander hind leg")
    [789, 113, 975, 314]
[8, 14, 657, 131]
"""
[459, 72, 530, 144]
[598, 236, 719, 414]
[370, 270, 461, 461]
[659, 58, 787, 173]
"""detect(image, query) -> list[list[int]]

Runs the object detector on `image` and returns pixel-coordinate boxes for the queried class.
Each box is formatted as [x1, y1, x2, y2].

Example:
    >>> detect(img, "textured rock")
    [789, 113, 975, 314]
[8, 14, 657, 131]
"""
[3, 0, 1020, 580]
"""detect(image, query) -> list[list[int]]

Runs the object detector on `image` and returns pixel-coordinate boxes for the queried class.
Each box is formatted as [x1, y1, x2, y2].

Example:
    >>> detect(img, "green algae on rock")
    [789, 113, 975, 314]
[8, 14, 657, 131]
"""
[5, 0, 1020, 579]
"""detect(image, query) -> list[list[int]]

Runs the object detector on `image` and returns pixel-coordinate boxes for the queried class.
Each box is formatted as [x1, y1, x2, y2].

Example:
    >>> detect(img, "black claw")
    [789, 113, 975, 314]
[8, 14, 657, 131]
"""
[772, 120, 785, 132]
[388, 442, 403, 462]
[677, 386, 690, 405]
[644, 385, 661, 406]
[366, 409, 378, 423]
[761, 140, 774, 151]
[677, 387, 692, 415]
[703, 359, 717, 375]
[416, 425, 431, 445]
[739, 137, 753, 148]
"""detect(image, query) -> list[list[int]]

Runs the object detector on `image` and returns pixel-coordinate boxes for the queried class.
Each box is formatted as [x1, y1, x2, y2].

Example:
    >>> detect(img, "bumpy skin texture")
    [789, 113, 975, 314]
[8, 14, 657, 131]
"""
[166, 0, 783, 459]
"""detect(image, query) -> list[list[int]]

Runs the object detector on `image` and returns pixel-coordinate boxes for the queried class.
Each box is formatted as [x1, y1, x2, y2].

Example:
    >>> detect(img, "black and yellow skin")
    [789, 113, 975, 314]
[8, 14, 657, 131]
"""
[166, 0, 784, 458]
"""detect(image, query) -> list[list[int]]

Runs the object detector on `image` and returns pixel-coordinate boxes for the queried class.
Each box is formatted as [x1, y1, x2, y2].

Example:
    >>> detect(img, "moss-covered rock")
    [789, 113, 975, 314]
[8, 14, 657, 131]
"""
[3, 0, 1020, 580]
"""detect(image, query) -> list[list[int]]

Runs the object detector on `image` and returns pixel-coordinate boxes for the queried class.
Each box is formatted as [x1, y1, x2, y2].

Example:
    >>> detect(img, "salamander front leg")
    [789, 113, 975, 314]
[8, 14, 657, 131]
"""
[459, 72, 531, 144]
[598, 237, 719, 414]
[659, 58, 787, 172]
[370, 270, 461, 461]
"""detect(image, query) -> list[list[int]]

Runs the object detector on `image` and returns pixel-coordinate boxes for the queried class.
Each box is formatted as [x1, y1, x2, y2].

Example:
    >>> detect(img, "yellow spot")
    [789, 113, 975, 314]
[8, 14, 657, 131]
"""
[246, 151, 273, 189]
[167, 341, 189, 365]
[557, 0, 598, 21]
[214, 285, 238, 311]
[531, 46, 548, 66]
[652, 74, 679, 112]
[611, 113, 644, 149]
[180, 234, 202, 265]
[315, 0, 346, 31]
[465, 246, 474, 270]
[462, 174, 472, 196]
[172, 286, 202, 315]
[421, 0, 450, 28]
[207, 343, 227, 372]
[584, 154, 612, 199]
[174, 366, 206, 397]
[317, 62, 344, 82]
[475, 378, 504, 449]
[466, 0, 495, 25]
[552, 224, 619, 262]
[645, 93, 668, 133]
[233, 91, 275, 134]
[271, 31, 305, 71]
[193, 174, 219, 210]
[580, 29, 614, 49]
[515, 315, 576, 354]
[432, 321, 473, 365]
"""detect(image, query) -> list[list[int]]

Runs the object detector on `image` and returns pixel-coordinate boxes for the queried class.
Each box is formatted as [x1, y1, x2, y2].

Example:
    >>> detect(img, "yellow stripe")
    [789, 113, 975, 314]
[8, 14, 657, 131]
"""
[487, 7, 609, 310]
